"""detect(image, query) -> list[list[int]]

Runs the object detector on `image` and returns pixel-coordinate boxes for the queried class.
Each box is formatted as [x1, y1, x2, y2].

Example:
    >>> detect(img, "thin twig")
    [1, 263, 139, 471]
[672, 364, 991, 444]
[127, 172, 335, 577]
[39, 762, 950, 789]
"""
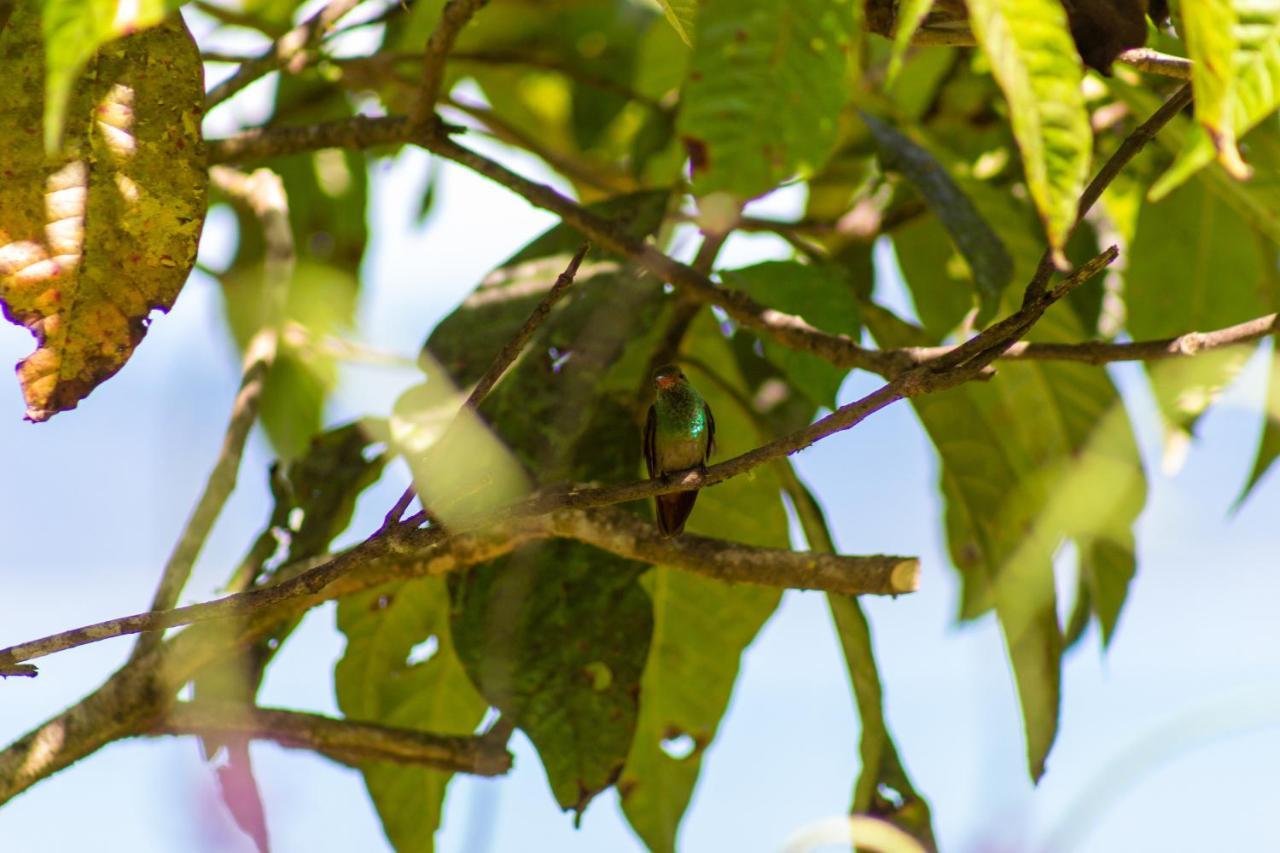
[641, 232, 728, 392]
[1023, 83, 1192, 303]
[205, 0, 363, 110]
[1116, 48, 1193, 80]
[150, 703, 512, 775]
[131, 168, 294, 661]
[411, 0, 491, 129]
[380, 243, 591, 530]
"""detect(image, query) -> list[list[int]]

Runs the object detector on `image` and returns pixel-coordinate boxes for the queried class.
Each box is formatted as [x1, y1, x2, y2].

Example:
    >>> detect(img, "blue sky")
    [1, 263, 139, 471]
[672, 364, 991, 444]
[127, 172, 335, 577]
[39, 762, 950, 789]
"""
[2, 15, 1280, 850]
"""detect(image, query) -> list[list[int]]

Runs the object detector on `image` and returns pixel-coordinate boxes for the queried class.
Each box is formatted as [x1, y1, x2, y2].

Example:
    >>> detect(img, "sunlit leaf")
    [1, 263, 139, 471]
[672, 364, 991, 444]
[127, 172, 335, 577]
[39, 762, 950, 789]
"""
[867, 303, 1145, 780]
[657, 0, 698, 46]
[1162, 0, 1280, 189]
[1127, 180, 1270, 459]
[678, 0, 854, 200]
[0, 9, 205, 421]
[38, 0, 186, 151]
[966, 0, 1091, 256]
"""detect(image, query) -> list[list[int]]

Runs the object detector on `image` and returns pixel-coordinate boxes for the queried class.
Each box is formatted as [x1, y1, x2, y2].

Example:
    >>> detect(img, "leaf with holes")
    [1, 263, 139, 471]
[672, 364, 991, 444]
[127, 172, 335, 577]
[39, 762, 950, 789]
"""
[965, 0, 1091, 257]
[678, 0, 854, 200]
[422, 193, 669, 816]
[0, 8, 205, 421]
[619, 312, 788, 853]
[336, 577, 489, 853]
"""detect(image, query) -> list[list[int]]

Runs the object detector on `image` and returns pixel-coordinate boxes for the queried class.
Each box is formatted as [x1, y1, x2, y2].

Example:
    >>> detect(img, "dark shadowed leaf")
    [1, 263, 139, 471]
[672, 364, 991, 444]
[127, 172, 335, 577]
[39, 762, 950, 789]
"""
[1060, 0, 1148, 72]
[416, 192, 669, 817]
[618, 312, 789, 852]
[862, 113, 1013, 324]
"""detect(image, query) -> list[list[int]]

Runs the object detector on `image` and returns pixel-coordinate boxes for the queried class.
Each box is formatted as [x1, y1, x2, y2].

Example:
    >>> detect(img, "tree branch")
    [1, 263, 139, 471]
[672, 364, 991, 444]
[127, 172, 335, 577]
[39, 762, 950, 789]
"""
[410, 0, 490, 129]
[381, 242, 591, 530]
[131, 168, 294, 662]
[206, 84, 1185, 378]
[149, 703, 512, 776]
[0, 503, 917, 675]
[205, 0, 363, 110]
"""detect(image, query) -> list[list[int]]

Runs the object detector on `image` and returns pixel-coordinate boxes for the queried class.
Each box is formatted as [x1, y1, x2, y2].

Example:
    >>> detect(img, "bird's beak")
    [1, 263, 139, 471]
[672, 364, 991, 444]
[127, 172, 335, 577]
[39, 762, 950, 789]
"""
[655, 375, 677, 390]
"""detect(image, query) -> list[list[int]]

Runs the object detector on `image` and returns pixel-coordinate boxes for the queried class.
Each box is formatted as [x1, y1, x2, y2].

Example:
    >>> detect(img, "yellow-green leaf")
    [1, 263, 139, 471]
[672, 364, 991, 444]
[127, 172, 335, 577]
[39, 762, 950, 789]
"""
[966, 0, 1091, 256]
[678, 0, 854, 200]
[867, 304, 1146, 780]
[39, 0, 184, 151]
[1154, 1, 1280, 194]
[336, 578, 489, 853]
[887, 0, 937, 82]
[0, 7, 206, 420]
[658, 0, 698, 47]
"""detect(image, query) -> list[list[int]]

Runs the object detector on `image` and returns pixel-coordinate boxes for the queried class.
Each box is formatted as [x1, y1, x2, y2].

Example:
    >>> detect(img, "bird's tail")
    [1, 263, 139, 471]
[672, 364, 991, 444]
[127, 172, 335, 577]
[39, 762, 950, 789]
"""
[656, 490, 699, 537]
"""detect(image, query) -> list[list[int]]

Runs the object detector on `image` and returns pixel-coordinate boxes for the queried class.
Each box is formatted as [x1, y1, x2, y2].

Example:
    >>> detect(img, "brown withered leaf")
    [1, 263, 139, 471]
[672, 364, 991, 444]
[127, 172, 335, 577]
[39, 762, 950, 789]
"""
[0, 7, 206, 421]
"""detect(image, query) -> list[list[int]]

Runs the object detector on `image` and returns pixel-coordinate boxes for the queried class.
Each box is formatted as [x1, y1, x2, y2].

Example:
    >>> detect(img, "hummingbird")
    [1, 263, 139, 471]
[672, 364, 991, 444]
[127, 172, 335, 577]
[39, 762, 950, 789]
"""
[644, 365, 715, 536]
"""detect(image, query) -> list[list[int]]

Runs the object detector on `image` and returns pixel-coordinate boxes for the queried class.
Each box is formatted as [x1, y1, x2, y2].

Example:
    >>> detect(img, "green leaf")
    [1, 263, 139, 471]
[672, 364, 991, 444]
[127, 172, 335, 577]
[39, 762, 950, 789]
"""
[1169, 0, 1280, 186]
[887, 0, 938, 82]
[219, 74, 369, 459]
[863, 113, 1014, 325]
[678, 0, 854, 199]
[451, 539, 652, 813]
[866, 304, 1146, 780]
[420, 193, 669, 816]
[828, 597, 936, 846]
[1077, 532, 1136, 646]
[38, 0, 184, 151]
[893, 217, 979, 338]
[720, 260, 860, 408]
[336, 577, 489, 853]
[619, 313, 788, 852]
[0, 8, 207, 421]
[658, 0, 698, 47]
[1126, 180, 1267, 450]
[1108, 77, 1280, 241]
[966, 0, 1092, 255]
[1237, 343, 1280, 505]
